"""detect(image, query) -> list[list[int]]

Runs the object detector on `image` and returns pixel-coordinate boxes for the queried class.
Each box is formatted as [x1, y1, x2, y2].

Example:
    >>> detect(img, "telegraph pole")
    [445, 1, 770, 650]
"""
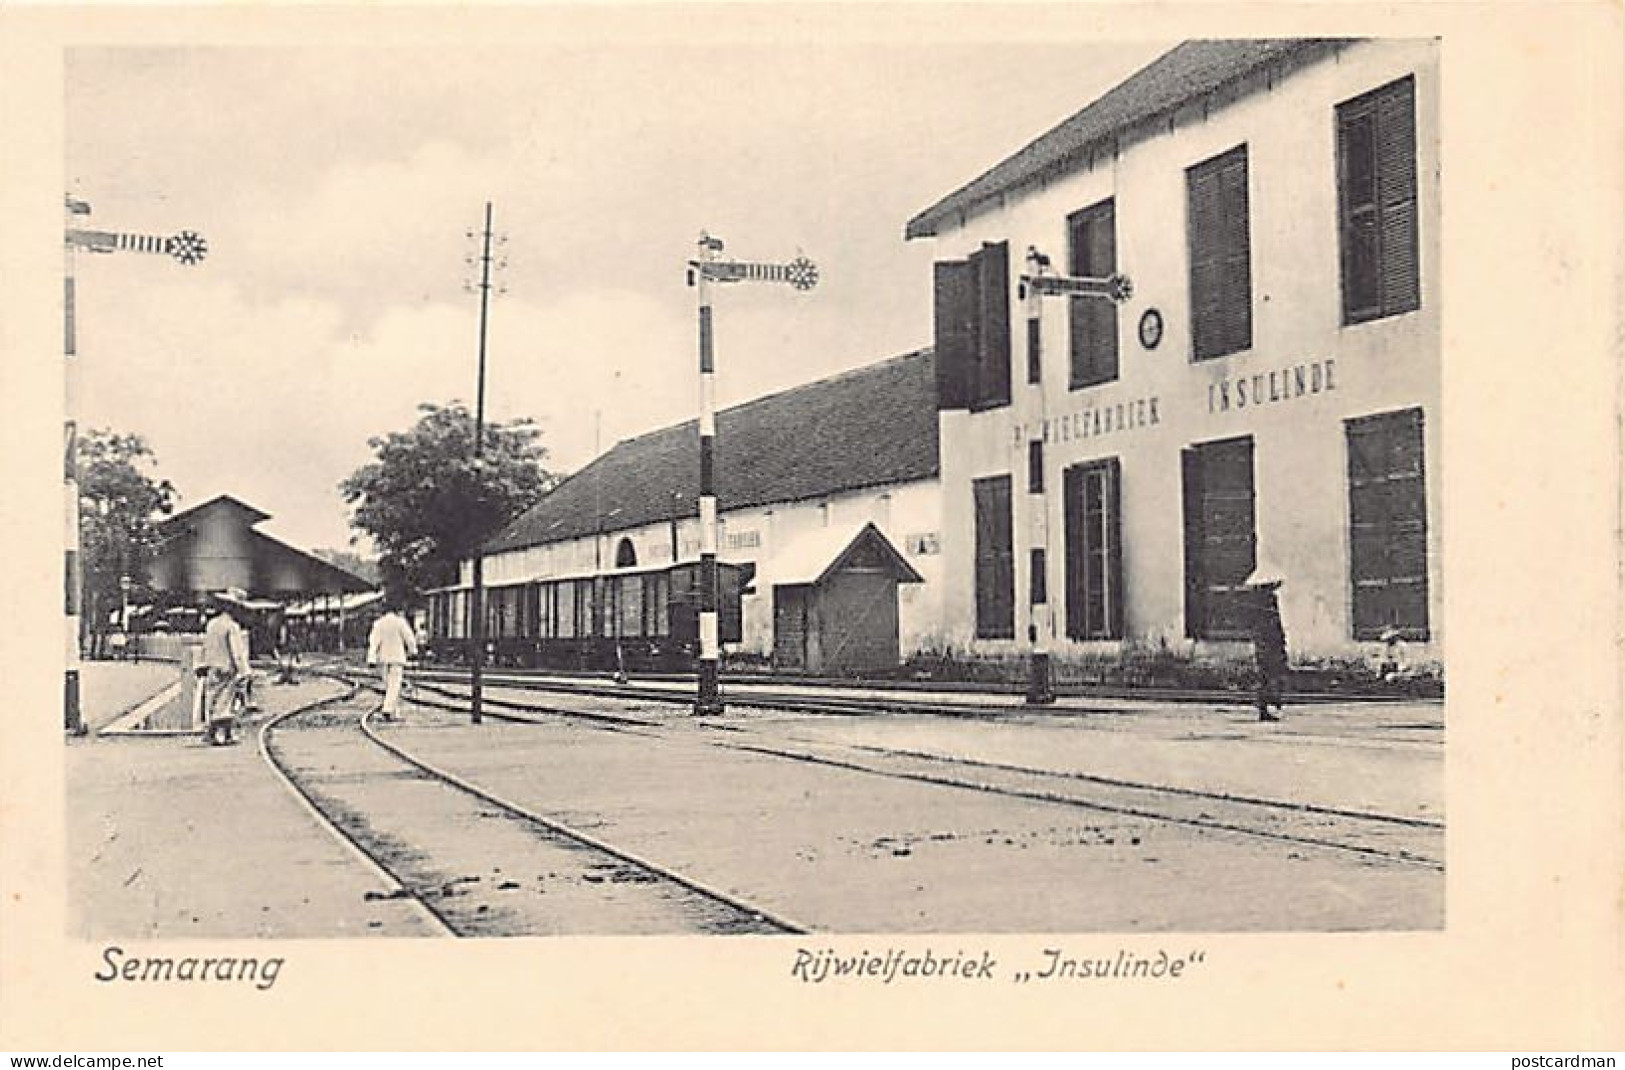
[63, 197, 207, 734]
[1017, 247, 1131, 705]
[685, 234, 817, 715]
[466, 201, 500, 726]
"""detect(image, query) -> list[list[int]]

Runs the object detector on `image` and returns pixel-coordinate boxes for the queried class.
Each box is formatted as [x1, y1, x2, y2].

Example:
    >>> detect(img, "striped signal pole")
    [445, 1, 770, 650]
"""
[62, 198, 207, 734]
[1022, 247, 1054, 705]
[686, 234, 817, 716]
[1017, 248, 1132, 705]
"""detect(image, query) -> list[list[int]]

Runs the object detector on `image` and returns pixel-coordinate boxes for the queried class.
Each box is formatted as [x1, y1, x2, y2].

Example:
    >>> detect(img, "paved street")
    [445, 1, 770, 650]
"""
[67, 662, 1443, 937]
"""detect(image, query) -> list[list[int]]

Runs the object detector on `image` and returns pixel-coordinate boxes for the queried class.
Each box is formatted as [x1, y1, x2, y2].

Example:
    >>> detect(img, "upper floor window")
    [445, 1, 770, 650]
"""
[933, 241, 1011, 411]
[1068, 198, 1119, 388]
[1336, 75, 1420, 325]
[1186, 145, 1253, 361]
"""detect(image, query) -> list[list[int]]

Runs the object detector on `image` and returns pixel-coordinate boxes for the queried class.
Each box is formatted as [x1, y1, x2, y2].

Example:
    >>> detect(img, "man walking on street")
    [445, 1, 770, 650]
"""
[202, 589, 251, 745]
[367, 594, 417, 723]
[1246, 562, 1289, 723]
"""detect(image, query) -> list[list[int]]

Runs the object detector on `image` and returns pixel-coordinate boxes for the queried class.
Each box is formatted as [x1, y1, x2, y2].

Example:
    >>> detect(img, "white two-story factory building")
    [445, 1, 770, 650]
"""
[907, 38, 1441, 670]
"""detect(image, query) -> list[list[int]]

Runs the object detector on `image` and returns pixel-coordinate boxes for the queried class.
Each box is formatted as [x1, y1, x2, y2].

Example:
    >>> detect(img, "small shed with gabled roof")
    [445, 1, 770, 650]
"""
[766, 522, 923, 675]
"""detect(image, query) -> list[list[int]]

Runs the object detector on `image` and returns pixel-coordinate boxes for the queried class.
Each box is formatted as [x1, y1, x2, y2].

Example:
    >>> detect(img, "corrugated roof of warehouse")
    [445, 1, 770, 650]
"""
[906, 38, 1357, 240]
[484, 347, 939, 555]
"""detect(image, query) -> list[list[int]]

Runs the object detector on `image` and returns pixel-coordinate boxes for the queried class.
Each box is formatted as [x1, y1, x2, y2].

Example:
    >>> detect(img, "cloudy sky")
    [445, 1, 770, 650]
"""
[67, 29, 1167, 552]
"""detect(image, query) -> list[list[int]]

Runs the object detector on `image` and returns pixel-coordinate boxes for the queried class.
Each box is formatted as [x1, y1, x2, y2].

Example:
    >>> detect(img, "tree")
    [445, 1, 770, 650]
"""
[78, 429, 176, 651]
[340, 401, 556, 598]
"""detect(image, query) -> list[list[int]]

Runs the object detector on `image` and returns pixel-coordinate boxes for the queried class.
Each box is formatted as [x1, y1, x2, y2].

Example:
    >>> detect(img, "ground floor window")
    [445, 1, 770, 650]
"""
[1182, 436, 1256, 639]
[1064, 457, 1123, 639]
[1346, 407, 1430, 639]
[972, 474, 1015, 639]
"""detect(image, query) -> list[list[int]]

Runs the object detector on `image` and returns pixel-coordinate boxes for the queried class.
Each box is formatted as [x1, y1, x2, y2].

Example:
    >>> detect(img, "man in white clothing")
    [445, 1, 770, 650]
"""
[201, 589, 252, 745]
[367, 594, 418, 721]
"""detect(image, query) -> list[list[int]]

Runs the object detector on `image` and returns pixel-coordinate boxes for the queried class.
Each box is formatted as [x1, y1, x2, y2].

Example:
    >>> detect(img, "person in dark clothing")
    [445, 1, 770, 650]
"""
[1246, 564, 1289, 722]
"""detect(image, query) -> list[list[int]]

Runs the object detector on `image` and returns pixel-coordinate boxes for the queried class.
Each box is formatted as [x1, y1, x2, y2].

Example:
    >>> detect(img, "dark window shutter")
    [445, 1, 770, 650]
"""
[974, 242, 1012, 410]
[1026, 315, 1042, 384]
[1181, 448, 1205, 638]
[1068, 199, 1119, 388]
[1376, 78, 1420, 315]
[1187, 147, 1252, 360]
[933, 260, 975, 409]
[1063, 463, 1083, 639]
[1105, 456, 1124, 639]
[1338, 76, 1419, 323]
[973, 475, 1015, 639]
[1184, 437, 1257, 639]
[1337, 106, 1381, 322]
[1346, 407, 1429, 639]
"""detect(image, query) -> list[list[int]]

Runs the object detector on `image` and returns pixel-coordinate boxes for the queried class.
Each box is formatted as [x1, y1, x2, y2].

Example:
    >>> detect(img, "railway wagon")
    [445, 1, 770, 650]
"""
[424, 560, 754, 672]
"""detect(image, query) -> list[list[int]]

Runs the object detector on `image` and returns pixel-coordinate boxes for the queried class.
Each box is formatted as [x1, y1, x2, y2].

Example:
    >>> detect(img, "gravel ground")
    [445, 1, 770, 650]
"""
[388, 695, 1445, 933]
[67, 676, 442, 940]
[267, 700, 787, 936]
[68, 670, 1444, 937]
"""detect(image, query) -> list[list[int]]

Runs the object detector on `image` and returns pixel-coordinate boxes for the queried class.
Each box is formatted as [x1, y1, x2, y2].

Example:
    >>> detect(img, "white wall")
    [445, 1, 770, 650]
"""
[933, 39, 1441, 666]
[470, 477, 944, 661]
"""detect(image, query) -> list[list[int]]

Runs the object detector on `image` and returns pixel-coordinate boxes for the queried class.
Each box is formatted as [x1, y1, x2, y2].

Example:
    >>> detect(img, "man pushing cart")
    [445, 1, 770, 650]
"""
[201, 589, 253, 745]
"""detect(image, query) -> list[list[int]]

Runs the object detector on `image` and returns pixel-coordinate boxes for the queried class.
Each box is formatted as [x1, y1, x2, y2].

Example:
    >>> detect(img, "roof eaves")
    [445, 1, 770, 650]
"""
[905, 38, 1351, 241]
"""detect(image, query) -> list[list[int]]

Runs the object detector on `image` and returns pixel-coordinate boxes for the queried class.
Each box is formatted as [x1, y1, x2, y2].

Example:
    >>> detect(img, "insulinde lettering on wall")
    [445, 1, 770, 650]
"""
[1012, 395, 1160, 448]
[1207, 359, 1336, 415]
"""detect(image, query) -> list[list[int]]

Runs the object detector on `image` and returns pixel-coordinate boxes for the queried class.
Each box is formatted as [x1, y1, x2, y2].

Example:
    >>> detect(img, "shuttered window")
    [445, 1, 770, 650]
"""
[1186, 146, 1253, 361]
[932, 242, 1011, 411]
[934, 260, 974, 409]
[1064, 457, 1123, 640]
[1181, 437, 1256, 639]
[1068, 199, 1119, 388]
[973, 475, 1015, 639]
[1346, 408, 1429, 639]
[1337, 76, 1420, 324]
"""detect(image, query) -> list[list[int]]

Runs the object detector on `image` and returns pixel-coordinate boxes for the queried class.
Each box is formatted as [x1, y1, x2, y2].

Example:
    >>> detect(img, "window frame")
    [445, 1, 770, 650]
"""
[972, 474, 1016, 640]
[1067, 198, 1120, 389]
[1345, 407, 1430, 640]
[1181, 436, 1257, 640]
[1063, 456, 1124, 640]
[1185, 144, 1254, 363]
[1336, 75, 1420, 326]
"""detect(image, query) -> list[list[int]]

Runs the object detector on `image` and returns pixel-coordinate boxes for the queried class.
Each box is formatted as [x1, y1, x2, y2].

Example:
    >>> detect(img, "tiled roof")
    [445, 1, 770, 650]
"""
[158, 494, 271, 532]
[906, 38, 1354, 239]
[485, 348, 938, 554]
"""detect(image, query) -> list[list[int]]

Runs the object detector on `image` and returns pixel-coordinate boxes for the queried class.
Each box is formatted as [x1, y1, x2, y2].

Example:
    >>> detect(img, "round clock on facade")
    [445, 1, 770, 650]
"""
[1138, 307, 1164, 350]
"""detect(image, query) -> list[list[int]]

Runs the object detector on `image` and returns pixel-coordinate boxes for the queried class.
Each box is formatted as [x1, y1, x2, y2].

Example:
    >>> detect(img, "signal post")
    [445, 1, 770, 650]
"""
[685, 234, 817, 716]
[1016, 248, 1132, 705]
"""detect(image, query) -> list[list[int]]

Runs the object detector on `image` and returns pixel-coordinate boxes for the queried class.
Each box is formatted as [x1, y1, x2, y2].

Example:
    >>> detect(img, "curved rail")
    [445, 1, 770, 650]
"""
[257, 684, 462, 936]
[355, 707, 807, 935]
[290, 667, 805, 935]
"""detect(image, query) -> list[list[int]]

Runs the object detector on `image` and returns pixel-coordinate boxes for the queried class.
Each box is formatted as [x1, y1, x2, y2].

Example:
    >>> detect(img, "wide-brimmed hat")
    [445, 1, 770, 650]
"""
[212, 587, 250, 605]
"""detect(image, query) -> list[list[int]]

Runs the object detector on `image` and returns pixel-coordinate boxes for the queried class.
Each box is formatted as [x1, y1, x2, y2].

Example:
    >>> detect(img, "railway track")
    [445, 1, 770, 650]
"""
[396, 665, 1444, 748]
[350, 670, 1444, 871]
[260, 679, 803, 937]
